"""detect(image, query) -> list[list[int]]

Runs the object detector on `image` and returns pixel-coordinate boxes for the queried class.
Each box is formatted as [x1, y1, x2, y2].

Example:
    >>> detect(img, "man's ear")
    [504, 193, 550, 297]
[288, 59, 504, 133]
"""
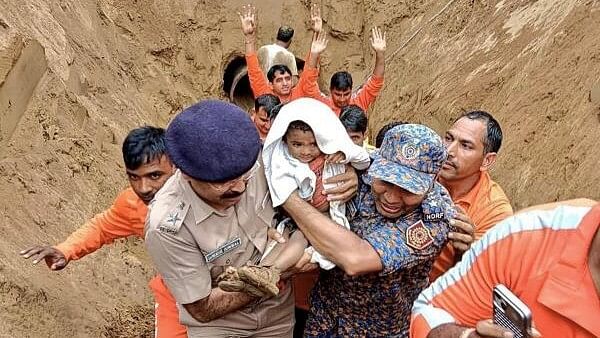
[480, 152, 497, 172]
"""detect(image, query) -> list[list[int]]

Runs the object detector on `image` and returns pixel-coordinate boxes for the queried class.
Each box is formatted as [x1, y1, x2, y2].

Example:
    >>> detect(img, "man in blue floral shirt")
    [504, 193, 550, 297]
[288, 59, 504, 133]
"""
[282, 124, 455, 337]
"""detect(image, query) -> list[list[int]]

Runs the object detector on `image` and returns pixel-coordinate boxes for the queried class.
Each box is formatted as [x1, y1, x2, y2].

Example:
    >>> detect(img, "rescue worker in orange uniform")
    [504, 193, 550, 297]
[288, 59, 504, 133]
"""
[20, 126, 185, 338]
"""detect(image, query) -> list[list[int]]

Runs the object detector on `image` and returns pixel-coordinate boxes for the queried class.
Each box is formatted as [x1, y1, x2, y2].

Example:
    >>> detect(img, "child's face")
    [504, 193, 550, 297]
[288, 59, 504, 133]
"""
[284, 129, 322, 163]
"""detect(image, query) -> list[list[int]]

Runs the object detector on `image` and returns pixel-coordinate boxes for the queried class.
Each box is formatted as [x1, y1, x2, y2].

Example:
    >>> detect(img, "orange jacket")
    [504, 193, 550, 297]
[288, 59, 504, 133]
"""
[246, 52, 321, 103]
[411, 204, 600, 338]
[55, 187, 146, 261]
[318, 75, 384, 116]
[430, 172, 513, 281]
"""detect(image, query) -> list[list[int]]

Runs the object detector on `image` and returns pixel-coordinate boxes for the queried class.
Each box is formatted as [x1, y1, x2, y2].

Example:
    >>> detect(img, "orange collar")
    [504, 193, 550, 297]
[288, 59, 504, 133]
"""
[453, 172, 490, 208]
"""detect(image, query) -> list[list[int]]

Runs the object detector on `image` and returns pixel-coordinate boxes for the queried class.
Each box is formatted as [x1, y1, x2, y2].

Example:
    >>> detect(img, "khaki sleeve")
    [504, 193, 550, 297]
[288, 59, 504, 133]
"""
[145, 224, 212, 305]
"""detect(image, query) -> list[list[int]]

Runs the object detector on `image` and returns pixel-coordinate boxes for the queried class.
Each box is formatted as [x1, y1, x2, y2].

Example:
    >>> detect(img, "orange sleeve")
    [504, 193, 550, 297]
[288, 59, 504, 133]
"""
[292, 66, 322, 101]
[245, 52, 272, 98]
[54, 189, 146, 261]
[411, 227, 515, 338]
[353, 75, 384, 115]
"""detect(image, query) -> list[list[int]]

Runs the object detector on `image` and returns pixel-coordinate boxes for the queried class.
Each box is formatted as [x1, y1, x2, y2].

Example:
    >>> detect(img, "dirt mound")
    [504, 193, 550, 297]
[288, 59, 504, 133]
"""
[0, 0, 598, 336]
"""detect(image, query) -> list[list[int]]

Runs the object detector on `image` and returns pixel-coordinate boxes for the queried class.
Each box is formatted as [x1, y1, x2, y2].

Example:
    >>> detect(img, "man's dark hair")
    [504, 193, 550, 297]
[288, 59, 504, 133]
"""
[122, 126, 167, 170]
[330, 71, 353, 91]
[276, 26, 294, 43]
[339, 105, 368, 134]
[255, 94, 281, 115]
[267, 64, 292, 82]
[375, 121, 408, 148]
[268, 103, 285, 121]
[456, 110, 503, 154]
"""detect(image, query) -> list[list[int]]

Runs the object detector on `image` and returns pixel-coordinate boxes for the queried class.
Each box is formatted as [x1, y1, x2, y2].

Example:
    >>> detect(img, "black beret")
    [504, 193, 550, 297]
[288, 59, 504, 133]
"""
[166, 100, 261, 182]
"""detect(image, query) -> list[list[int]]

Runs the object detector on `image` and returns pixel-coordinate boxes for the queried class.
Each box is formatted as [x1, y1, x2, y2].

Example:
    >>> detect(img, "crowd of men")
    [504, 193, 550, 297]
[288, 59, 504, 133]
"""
[19, 3, 599, 338]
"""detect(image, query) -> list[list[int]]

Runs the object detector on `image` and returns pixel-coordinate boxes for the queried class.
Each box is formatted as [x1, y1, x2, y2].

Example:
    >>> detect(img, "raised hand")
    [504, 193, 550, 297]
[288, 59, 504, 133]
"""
[239, 4, 257, 36]
[20, 245, 68, 270]
[370, 26, 386, 53]
[310, 3, 323, 33]
[310, 31, 328, 55]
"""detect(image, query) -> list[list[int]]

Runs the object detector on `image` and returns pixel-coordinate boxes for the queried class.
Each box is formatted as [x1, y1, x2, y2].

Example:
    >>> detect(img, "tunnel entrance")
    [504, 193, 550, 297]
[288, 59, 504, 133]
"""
[222, 55, 305, 111]
[223, 55, 253, 110]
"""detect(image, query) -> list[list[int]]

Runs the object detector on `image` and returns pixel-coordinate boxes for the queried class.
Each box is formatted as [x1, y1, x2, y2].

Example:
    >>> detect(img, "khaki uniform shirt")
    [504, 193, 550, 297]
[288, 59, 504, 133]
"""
[144, 167, 293, 335]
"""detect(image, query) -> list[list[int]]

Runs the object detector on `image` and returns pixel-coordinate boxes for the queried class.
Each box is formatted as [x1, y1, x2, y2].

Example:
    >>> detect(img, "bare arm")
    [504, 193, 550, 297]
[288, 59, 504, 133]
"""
[240, 4, 257, 54]
[370, 27, 386, 78]
[310, 4, 322, 34]
[282, 193, 382, 276]
[183, 288, 256, 323]
[307, 31, 327, 69]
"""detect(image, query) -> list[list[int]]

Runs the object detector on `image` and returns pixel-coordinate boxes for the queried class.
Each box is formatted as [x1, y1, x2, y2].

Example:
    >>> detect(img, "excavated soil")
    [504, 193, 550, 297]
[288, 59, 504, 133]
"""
[0, 0, 598, 336]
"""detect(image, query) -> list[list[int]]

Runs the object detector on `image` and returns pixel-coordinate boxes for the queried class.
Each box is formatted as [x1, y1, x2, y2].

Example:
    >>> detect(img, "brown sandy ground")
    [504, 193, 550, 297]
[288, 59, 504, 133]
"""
[0, 0, 598, 336]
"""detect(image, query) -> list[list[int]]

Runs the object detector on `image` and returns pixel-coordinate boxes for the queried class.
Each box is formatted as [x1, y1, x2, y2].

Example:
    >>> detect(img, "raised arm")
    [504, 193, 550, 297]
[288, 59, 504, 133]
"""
[353, 27, 386, 113]
[307, 31, 327, 69]
[295, 32, 329, 100]
[310, 3, 323, 35]
[370, 26, 386, 78]
[240, 4, 257, 54]
[240, 5, 272, 98]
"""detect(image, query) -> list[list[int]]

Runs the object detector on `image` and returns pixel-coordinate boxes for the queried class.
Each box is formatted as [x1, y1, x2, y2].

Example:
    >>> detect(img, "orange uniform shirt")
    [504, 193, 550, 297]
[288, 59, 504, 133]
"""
[55, 187, 146, 260]
[318, 75, 384, 116]
[430, 172, 513, 281]
[411, 204, 600, 338]
[54, 187, 186, 338]
[246, 52, 321, 103]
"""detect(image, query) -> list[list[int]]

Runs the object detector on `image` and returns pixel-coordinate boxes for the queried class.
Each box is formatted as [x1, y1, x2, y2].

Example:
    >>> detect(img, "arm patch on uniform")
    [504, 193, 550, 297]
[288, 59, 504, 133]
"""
[406, 220, 434, 250]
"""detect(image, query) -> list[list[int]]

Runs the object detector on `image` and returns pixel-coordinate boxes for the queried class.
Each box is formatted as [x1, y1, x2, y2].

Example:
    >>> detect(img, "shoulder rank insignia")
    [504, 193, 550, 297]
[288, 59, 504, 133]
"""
[158, 202, 189, 235]
[406, 220, 434, 250]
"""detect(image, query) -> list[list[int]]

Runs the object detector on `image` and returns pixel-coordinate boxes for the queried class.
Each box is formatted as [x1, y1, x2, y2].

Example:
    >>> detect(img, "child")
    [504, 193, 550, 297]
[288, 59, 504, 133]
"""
[218, 98, 370, 297]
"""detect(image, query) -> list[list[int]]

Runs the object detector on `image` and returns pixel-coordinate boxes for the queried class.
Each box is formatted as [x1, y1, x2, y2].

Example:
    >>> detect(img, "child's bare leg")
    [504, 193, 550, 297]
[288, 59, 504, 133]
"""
[263, 230, 308, 270]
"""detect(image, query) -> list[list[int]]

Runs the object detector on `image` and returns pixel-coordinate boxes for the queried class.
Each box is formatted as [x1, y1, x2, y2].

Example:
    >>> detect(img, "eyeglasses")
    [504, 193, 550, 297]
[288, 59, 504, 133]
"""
[208, 162, 259, 192]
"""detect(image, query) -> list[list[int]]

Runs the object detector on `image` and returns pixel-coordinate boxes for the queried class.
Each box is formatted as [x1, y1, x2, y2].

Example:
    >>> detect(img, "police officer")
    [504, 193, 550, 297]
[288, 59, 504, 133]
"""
[281, 124, 456, 337]
[144, 99, 358, 337]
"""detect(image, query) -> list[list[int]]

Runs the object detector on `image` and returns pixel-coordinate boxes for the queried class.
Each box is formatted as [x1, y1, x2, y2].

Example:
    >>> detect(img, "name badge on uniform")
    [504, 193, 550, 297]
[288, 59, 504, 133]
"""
[204, 237, 242, 263]
[406, 220, 434, 250]
[424, 212, 444, 222]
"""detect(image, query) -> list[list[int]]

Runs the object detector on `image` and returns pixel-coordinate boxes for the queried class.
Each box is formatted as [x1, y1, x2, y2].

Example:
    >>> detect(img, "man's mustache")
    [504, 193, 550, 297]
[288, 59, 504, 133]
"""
[221, 191, 243, 199]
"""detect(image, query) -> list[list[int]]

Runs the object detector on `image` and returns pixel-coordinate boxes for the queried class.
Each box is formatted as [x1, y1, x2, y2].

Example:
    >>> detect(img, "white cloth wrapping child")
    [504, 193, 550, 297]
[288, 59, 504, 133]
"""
[262, 98, 370, 269]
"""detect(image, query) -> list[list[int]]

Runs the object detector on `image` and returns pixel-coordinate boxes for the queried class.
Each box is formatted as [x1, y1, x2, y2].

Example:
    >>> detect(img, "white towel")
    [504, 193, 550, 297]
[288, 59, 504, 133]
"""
[262, 98, 370, 269]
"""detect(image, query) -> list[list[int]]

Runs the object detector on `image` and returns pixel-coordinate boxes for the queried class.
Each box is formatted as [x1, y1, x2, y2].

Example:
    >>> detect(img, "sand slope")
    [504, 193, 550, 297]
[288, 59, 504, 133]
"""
[0, 0, 598, 336]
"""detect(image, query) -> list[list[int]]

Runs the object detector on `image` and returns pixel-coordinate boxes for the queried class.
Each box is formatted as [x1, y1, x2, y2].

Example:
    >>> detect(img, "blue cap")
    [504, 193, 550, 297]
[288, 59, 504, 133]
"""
[166, 100, 261, 182]
[366, 124, 447, 194]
